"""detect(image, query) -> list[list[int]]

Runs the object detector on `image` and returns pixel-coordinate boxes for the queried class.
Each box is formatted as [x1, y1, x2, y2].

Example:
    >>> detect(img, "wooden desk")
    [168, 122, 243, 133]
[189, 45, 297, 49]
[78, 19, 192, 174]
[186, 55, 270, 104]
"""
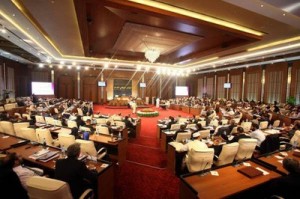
[190, 107, 201, 116]
[257, 150, 300, 175]
[181, 106, 190, 114]
[167, 144, 186, 175]
[180, 161, 281, 199]
[170, 104, 181, 111]
[0, 133, 27, 151]
[7, 144, 114, 199]
[89, 134, 127, 165]
[160, 131, 174, 152]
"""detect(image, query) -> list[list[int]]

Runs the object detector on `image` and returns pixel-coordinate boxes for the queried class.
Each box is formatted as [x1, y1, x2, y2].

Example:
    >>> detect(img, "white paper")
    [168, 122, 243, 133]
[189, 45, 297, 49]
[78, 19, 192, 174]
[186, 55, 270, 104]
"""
[210, 171, 219, 176]
[256, 167, 269, 175]
[243, 162, 251, 166]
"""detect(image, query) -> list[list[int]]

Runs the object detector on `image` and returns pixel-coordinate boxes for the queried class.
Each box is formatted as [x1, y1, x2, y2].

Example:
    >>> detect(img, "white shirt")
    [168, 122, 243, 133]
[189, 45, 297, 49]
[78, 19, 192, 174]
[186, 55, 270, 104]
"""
[250, 129, 266, 147]
[13, 165, 36, 190]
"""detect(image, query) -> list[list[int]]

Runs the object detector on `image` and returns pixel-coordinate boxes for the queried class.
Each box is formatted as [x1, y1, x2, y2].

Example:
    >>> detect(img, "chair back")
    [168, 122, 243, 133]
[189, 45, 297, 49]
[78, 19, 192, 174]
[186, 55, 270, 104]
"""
[209, 120, 219, 127]
[186, 123, 196, 129]
[241, 122, 252, 132]
[67, 120, 78, 128]
[96, 126, 110, 135]
[260, 134, 280, 154]
[178, 118, 188, 124]
[259, 121, 269, 130]
[58, 134, 75, 148]
[20, 128, 38, 142]
[186, 148, 214, 173]
[95, 118, 107, 125]
[115, 121, 125, 128]
[235, 138, 257, 160]
[22, 113, 31, 120]
[77, 108, 83, 116]
[0, 121, 15, 135]
[170, 123, 181, 130]
[232, 118, 241, 125]
[35, 115, 46, 123]
[197, 120, 206, 127]
[175, 132, 192, 142]
[198, 129, 210, 139]
[290, 130, 300, 147]
[4, 103, 17, 111]
[0, 106, 4, 112]
[75, 139, 97, 157]
[82, 116, 92, 122]
[45, 117, 54, 125]
[36, 128, 54, 146]
[221, 119, 228, 125]
[273, 120, 280, 128]
[27, 176, 73, 199]
[214, 142, 239, 167]
[13, 122, 30, 137]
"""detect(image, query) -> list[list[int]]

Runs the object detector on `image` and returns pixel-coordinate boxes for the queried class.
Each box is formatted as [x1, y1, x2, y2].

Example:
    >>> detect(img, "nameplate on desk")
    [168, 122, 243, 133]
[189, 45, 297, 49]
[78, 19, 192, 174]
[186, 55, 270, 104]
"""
[11, 140, 29, 148]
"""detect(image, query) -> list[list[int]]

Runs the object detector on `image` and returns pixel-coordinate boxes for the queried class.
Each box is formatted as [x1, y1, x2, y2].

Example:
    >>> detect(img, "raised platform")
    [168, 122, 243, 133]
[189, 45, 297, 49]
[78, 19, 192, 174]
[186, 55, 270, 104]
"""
[105, 105, 150, 109]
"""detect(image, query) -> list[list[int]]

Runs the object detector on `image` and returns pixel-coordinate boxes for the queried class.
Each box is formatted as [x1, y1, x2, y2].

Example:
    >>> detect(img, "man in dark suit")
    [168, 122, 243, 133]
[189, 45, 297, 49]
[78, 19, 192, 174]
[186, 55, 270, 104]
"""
[229, 127, 250, 143]
[265, 158, 300, 198]
[55, 143, 97, 199]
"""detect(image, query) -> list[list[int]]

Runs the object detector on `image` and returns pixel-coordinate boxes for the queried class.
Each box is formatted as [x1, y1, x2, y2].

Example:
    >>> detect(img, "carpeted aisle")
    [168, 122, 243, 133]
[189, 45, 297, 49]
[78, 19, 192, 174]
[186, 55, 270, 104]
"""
[93, 105, 192, 199]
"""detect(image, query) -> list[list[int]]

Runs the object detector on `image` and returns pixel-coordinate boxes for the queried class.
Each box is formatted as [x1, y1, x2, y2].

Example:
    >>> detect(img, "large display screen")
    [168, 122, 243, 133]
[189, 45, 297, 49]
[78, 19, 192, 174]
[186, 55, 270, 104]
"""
[31, 82, 54, 95]
[98, 81, 106, 87]
[175, 86, 189, 96]
[139, 82, 146, 88]
[224, 83, 231, 88]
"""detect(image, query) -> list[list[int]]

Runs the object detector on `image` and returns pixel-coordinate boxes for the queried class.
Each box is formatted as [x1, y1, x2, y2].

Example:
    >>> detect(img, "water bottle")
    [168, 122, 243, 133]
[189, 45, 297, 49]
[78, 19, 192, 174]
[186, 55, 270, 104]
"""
[118, 132, 122, 140]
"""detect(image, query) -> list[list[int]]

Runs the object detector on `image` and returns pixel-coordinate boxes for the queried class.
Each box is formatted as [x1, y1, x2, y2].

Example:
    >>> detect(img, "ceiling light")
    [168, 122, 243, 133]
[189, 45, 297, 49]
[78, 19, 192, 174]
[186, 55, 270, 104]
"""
[115, 65, 118, 68]
[72, 62, 76, 66]
[104, 63, 108, 68]
[136, 65, 141, 70]
[67, 65, 72, 69]
[49, 65, 53, 68]
[76, 66, 81, 70]
[38, 63, 44, 68]
[58, 65, 63, 69]
[0, 27, 7, 34]
[60, 61, 65, 65]
[145, 49, 160, 63]
[85, 66, 89, 70]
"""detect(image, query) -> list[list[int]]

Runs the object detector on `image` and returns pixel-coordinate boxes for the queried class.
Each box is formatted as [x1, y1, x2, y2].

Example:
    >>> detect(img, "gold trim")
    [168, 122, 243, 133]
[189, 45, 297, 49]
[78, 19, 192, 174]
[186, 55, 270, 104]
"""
[129, 0, 264, 37]
[248, 36, 300, 51]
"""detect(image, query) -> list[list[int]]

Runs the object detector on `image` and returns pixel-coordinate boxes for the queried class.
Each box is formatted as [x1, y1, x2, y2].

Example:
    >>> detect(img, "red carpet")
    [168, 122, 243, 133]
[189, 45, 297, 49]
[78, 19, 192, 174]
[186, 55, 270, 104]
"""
[93, 105, 192, 199]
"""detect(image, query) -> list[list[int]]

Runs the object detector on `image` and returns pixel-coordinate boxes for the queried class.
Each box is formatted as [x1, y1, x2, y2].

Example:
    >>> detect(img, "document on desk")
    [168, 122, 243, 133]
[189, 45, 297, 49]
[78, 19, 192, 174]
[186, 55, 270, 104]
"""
[256, 167, 270, 175]
[165, 131, 175, 135]
[210, 171, 219, 176]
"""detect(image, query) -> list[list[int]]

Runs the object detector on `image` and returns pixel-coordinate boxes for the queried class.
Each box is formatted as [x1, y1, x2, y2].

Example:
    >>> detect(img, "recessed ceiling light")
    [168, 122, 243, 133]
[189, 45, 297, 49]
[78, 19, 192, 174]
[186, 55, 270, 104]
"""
[58, 65, 63, 69]
[49, 65, 53, 68]
[68, 65, 72, 69]
[38, 63, 44, 68]
[283, 13, 286, 16]
[85, 66, 89, 70]
[260, 4, 264, 7]
[77, 66, 81, 70]
[60, 61, 65, 65]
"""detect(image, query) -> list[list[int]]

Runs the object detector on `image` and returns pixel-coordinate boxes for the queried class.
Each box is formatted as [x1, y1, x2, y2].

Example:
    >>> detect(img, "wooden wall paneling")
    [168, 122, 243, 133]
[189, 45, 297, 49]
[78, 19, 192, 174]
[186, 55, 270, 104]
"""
[229, 68, 243, 100]
[245, 66, 262, 101]
[290, 60, 300, 99]
[264, 63, 288, 103]
[205, 73, 215, 99]
[82, 76, 98, 101]
[57, 75, 75, 99]
[216, 71, 227, 99]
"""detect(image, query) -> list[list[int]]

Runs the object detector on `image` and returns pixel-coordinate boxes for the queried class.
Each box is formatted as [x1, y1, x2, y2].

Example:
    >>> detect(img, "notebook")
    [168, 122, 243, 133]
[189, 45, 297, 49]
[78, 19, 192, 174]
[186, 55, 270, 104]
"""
[237, 166, 263, 178]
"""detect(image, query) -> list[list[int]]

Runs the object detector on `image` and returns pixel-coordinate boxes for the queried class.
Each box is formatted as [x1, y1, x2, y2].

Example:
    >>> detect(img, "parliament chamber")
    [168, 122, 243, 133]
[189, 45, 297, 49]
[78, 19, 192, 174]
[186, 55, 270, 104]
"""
[1, 1, 300, 199]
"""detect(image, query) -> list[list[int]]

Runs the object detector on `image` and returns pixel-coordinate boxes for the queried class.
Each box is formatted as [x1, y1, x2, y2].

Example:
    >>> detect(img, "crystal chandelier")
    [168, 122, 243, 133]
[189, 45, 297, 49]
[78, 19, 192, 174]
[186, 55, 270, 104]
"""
[145, 49, 160, 63]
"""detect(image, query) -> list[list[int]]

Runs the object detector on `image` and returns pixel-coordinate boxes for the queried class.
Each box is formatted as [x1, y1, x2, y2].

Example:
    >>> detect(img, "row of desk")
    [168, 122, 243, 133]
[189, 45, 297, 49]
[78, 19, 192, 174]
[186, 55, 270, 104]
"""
[169, 104, 202, 115]
[0, 133, 114, 199]
[179, 149, 300, 199]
